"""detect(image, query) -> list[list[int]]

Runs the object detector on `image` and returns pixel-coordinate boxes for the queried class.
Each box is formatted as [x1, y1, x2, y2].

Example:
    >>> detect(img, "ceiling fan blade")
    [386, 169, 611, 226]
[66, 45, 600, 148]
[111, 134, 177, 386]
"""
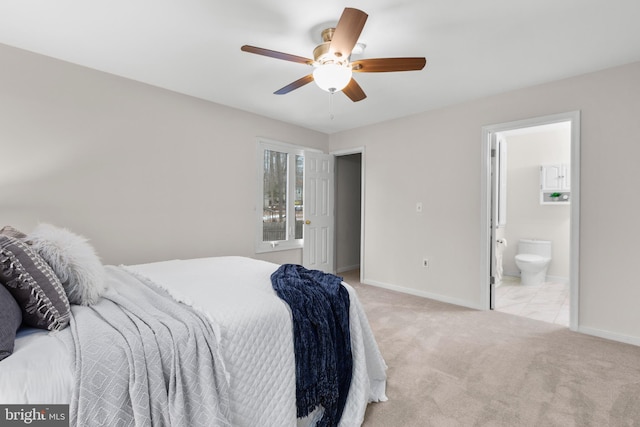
[352, 57, 427, 73]
[342, 78, 366, 102]
[274, 74, 314, 95]
[241, 45, 313, 65]
[330, 8, 368, 59]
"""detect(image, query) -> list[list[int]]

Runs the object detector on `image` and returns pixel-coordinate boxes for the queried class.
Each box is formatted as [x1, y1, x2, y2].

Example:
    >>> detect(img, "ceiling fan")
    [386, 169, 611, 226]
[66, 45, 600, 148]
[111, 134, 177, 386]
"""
[241, 7, 426, 102]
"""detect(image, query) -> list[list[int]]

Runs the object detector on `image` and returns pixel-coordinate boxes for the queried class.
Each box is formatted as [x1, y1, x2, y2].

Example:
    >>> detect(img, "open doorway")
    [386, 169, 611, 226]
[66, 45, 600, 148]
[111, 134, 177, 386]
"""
[334, 150, 364, 278]
[493, 123, 571, 325]
[480, 112, 580, 331]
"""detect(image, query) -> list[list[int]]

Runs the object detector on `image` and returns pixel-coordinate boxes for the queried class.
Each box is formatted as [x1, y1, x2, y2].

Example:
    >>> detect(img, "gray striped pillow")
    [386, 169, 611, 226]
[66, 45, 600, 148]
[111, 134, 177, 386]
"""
[0, 235, 70, 331]
[0, 284, 22, 361]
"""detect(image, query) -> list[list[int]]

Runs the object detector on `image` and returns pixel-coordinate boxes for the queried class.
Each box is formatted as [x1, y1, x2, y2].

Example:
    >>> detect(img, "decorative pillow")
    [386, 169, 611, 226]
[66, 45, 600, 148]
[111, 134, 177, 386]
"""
[28, 223, 106, 305]
[0, 284, 22, 361]
[0, 235, 70, 331]
[0, 225, 28, 240]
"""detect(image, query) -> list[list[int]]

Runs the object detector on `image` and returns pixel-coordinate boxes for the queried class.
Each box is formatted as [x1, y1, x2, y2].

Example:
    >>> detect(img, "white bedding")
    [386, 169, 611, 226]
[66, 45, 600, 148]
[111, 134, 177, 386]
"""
[0, 327, 73, 404]
[0, 256, 387, 426]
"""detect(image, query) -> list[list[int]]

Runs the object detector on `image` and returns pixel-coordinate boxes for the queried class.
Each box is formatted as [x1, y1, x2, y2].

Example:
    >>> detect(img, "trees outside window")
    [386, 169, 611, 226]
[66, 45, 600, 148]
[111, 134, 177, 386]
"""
[256, 140, 304, 252]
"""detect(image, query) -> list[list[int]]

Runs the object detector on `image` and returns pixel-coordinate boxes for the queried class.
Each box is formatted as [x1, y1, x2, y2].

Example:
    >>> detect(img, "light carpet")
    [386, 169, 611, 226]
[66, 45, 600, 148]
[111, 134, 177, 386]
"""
[342, 270, 640, 427]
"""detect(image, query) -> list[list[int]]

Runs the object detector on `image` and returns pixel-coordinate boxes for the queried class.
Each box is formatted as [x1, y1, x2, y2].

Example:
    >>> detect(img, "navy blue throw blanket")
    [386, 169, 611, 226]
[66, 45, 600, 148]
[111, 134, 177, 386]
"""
[271, 264, 353, 427]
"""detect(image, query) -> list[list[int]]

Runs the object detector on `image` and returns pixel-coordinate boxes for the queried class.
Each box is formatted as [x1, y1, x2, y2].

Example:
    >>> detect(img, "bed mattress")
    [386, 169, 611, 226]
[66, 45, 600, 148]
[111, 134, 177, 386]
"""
[0, 256, 387, 426]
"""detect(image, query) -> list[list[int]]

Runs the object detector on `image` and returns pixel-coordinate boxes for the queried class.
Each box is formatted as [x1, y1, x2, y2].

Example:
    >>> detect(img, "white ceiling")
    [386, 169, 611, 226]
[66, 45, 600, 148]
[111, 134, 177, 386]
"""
[1, 0, 639, 134]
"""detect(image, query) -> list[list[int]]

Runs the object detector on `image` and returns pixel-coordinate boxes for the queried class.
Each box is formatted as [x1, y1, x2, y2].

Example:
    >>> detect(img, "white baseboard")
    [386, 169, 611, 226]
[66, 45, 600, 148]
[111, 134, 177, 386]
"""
[336, 264, 360, 274]
[364, 277, 640, 348]
[578, 326, 640, 347]
[363, 278, 484, 310]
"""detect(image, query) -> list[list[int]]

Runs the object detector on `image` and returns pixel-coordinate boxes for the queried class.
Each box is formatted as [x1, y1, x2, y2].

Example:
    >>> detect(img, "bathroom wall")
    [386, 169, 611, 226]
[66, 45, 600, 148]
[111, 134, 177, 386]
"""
[501, 124, 571, 281]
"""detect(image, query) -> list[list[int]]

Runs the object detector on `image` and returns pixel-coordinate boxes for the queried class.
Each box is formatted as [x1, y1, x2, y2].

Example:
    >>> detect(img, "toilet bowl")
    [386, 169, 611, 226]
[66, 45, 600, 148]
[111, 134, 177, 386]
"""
[515, 239, 551, 286]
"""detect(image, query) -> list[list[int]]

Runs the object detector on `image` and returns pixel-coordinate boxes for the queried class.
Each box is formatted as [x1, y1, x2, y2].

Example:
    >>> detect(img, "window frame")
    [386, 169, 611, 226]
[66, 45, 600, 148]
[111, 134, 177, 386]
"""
[255, 138, 310, 253]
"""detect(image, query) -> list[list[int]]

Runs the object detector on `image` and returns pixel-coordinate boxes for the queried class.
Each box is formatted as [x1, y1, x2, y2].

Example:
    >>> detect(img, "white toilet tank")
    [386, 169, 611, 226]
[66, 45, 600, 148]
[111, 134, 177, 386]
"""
[518, 239, 551, 259]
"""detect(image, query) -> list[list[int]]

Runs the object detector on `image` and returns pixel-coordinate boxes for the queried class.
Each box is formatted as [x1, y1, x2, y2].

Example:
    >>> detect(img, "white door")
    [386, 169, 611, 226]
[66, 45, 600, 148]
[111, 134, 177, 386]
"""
[303, 152, 335, 273]
[541, 164, 570, 191]
[490, 134, 507, 309]
[541, 164, 563, 190]
[489, 134, 499, 309]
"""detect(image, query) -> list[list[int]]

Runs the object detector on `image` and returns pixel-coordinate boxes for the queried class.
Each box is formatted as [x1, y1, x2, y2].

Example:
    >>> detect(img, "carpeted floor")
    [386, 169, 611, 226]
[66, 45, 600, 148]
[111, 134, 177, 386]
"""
[342, 270, 640, 427]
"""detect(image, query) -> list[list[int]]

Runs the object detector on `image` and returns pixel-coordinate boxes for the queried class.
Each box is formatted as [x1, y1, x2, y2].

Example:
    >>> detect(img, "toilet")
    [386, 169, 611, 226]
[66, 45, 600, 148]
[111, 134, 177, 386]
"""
[515, 239, 551, 286]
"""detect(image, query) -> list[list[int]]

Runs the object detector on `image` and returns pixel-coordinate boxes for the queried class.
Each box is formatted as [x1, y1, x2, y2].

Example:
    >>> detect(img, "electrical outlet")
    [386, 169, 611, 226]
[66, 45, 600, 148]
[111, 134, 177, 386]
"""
[422, 258, 429, 268]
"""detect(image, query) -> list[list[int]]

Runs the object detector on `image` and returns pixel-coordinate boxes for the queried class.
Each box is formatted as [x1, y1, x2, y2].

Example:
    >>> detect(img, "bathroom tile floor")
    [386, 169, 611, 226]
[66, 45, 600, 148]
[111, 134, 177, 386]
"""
[495, 276, 570, 326]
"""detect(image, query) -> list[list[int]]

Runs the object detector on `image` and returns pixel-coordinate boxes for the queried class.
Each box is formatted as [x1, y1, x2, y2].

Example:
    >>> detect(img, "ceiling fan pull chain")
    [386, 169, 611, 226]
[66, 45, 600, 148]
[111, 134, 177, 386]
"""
[329, 91, 335, 120]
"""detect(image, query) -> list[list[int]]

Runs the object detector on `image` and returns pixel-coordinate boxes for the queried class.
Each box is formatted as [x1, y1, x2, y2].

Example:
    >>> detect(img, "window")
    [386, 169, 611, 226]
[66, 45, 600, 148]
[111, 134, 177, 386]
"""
[256, 139, 305, 252]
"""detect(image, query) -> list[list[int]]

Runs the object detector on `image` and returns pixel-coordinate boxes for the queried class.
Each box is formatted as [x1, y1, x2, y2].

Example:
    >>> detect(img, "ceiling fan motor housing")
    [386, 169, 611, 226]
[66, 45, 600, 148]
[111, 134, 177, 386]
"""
[313, 28, 349, 65]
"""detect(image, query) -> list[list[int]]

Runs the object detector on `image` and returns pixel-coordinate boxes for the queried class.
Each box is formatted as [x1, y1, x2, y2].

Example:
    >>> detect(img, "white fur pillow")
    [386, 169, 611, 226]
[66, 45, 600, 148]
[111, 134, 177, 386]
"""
[28, 223, 106, 305]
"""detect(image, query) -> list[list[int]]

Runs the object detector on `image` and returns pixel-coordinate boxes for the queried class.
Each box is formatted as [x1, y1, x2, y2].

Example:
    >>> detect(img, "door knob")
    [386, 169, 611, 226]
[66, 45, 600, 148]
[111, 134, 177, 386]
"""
[305, 220, 311, 225]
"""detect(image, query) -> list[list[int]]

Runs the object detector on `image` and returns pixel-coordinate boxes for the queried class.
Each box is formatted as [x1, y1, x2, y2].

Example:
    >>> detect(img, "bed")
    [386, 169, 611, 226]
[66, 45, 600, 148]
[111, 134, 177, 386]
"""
[0, 224, 387, 427]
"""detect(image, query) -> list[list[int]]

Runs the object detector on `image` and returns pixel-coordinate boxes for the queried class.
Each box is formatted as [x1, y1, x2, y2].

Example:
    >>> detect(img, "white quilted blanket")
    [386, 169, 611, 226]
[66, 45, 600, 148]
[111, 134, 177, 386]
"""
[126, 256, 387, 427]
[66, 266, 232, 426]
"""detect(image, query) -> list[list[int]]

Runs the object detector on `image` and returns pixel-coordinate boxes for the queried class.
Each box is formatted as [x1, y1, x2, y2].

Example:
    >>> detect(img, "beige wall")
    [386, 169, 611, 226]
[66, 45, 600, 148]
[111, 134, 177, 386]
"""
[330, 61, 640, 344]
[3, 41, 640, 345]
[502, 127, 571, 280]
[0, 44, 328, 266]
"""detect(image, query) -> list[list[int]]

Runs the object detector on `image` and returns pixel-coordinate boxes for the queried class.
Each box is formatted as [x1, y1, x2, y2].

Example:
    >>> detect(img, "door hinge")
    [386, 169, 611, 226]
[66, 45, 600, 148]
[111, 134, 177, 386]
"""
[490, 276, 496, 285]
[491, 148, 496, 158]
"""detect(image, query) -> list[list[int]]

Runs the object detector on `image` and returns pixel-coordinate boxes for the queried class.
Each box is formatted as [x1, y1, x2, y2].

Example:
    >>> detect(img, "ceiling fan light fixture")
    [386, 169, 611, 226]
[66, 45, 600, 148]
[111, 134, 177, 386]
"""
[240, 8, 425, 102]
[313, 63, 352, 93]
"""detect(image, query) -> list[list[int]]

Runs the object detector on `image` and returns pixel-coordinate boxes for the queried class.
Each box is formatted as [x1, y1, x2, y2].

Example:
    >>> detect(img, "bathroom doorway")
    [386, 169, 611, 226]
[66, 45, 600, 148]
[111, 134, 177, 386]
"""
[480, 112, 580, 331]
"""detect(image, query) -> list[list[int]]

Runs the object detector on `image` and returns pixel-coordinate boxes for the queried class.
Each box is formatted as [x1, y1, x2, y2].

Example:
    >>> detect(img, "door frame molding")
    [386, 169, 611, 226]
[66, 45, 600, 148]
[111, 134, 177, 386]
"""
[331, 147, 366, 283]
[479, 111, 581, 330]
